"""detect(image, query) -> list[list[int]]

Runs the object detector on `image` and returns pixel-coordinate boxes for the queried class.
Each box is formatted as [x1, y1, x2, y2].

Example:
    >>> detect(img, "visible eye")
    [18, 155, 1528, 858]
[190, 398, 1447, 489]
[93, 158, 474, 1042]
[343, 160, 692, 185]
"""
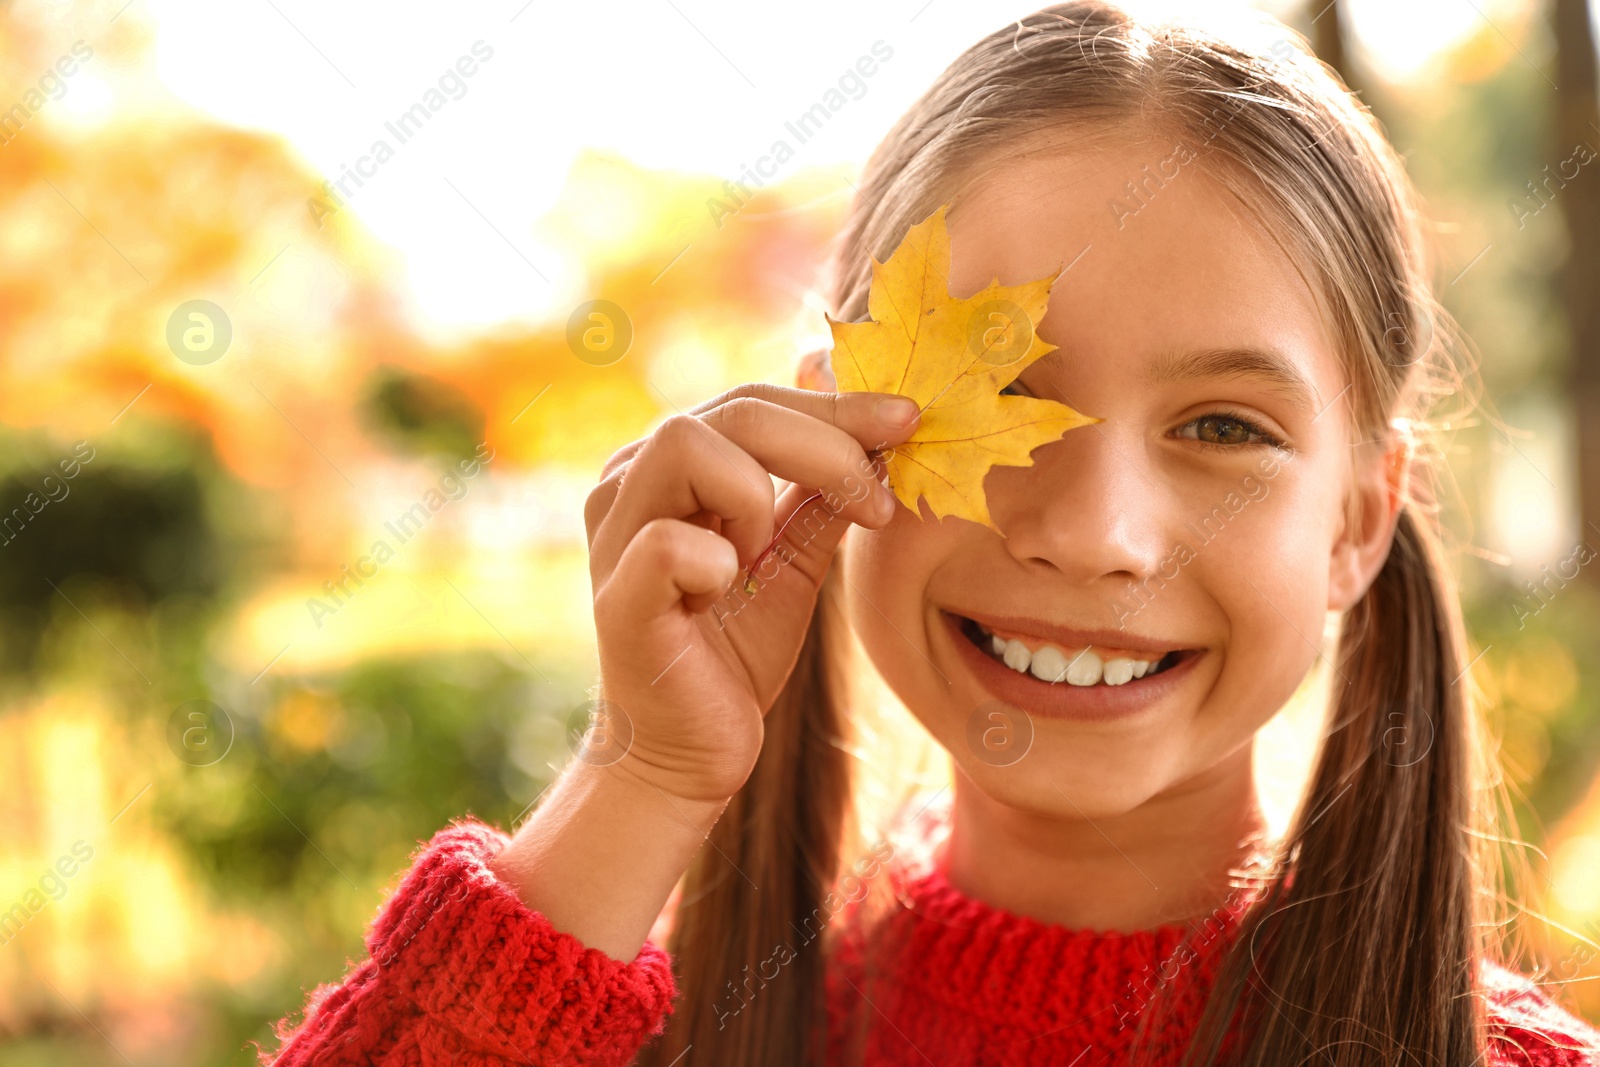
[1175, 412, 1285, 450]
[999, 379, 1032, 398]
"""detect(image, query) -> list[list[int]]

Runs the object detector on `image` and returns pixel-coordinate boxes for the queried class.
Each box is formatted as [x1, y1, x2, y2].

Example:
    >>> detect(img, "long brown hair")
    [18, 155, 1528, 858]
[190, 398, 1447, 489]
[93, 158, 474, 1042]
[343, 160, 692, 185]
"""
[642, 4, 1513, 1064]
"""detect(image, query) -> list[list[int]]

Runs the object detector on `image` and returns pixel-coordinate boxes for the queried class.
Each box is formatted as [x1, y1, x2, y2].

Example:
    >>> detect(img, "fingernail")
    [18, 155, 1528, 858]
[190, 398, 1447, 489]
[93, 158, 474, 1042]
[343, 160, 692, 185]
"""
[876, 397, 919, 427]
[875, 481, 898, 520]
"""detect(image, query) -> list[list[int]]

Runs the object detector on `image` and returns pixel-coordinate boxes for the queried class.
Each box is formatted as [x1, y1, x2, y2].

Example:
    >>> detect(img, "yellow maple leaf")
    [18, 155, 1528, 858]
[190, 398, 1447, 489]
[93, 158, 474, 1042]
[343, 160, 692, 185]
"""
[826, 203, 1099, 531]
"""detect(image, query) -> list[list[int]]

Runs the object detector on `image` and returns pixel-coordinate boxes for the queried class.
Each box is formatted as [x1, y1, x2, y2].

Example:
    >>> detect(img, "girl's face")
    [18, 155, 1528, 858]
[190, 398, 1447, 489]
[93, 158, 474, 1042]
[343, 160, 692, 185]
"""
[845, 131, 1395, 820]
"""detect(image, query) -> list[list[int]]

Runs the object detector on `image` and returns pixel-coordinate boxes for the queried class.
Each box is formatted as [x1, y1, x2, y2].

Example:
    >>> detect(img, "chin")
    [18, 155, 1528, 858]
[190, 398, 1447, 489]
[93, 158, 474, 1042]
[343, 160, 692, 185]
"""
[947, 722, 1191, 820]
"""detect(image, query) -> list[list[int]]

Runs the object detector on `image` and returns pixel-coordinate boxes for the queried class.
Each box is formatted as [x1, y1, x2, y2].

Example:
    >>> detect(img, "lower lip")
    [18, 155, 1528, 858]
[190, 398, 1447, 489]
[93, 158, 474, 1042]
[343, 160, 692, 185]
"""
[939, 610, 1201, 723]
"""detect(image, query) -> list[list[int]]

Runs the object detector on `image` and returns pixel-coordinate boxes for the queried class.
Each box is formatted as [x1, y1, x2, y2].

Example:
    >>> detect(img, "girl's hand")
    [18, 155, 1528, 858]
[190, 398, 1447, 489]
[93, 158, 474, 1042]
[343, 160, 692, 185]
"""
[584, 382, 920, 804]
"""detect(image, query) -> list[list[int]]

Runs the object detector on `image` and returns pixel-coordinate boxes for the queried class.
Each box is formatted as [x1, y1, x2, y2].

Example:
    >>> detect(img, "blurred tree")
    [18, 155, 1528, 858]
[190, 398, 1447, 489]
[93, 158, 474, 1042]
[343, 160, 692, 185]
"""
[5, 0, 1599, 1059]
[0, 460, 221, 674]
[362, 367, 485, 462]
[1557, 0, 1600, 556]
[1308, 0, 1363, 102]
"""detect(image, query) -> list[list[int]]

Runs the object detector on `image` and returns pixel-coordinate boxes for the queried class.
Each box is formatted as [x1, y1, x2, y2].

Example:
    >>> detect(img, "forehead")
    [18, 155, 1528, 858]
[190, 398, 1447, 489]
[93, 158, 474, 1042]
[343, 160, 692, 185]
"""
[945, 130, 1342, 397]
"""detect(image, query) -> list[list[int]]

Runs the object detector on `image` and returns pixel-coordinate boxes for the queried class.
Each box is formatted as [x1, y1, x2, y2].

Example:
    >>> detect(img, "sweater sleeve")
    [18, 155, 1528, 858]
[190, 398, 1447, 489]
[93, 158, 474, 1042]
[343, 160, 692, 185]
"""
[1484, 961, 1600, 1066]
[265, 820, 678, 1066]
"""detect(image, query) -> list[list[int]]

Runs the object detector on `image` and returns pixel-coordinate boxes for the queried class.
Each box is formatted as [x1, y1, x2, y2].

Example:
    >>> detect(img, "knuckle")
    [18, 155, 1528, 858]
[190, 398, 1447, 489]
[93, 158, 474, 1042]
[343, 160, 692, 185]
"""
[740, 381, 784, 406]
[754, 470, 778, 512]
[718, 396, 768, 437]
[656, 413, 703, 450]
[593, 578, 622, 621]
[584, 476, 620, 538]
[599, 440, 641, 482]
[636, 518, 689, 571]
[836, 441, 872, 491]
[696, 382, 760, 414]
[825, 389, 846, 428]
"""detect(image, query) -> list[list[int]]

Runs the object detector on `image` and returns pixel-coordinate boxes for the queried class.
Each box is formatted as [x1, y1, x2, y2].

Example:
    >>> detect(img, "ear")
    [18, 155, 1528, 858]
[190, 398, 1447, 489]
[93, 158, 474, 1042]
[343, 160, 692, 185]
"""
[796, 347, 837, 392]
[1327, 418, 1413, 612]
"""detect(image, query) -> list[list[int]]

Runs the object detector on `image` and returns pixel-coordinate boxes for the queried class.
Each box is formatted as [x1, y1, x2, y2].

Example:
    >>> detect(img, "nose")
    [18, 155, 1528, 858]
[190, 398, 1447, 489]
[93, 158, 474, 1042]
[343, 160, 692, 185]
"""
[986, 422, 1172, 589]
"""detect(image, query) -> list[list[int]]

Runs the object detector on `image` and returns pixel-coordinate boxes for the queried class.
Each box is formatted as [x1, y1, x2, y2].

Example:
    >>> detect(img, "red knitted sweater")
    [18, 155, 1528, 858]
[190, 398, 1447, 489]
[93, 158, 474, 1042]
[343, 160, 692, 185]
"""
[266, 808, 1600, 1066]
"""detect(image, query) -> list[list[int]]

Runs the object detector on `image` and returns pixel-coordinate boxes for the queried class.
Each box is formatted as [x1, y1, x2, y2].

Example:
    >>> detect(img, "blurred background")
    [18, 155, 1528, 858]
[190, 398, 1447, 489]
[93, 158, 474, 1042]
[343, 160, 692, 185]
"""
[1, 0, 1598, 1062]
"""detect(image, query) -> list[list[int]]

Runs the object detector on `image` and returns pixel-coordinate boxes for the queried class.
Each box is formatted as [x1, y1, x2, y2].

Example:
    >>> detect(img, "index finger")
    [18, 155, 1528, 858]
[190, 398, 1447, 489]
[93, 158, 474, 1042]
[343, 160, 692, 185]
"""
[688, 382, 920, 451]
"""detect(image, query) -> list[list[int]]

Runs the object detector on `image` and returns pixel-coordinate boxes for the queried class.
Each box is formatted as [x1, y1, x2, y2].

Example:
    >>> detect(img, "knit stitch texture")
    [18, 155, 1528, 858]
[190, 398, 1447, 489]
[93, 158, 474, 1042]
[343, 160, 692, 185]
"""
[266, 815, 1600, 1066]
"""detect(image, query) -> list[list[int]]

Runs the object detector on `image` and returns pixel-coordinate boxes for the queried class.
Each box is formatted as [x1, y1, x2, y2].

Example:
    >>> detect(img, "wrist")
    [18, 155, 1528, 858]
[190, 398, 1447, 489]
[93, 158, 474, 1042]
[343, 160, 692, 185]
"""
[486, 757, 732, 961]
[601, 755, 735, 835]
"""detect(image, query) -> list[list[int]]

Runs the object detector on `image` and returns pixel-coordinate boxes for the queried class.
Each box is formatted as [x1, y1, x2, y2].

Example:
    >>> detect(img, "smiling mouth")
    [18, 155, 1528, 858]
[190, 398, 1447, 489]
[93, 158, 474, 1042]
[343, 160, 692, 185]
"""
[954, 614, 1188, 688]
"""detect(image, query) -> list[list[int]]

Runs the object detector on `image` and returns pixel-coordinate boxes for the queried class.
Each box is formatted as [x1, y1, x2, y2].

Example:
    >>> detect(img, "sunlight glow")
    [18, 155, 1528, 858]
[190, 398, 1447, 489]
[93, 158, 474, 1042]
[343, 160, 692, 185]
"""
[123, 0, 1494, 337]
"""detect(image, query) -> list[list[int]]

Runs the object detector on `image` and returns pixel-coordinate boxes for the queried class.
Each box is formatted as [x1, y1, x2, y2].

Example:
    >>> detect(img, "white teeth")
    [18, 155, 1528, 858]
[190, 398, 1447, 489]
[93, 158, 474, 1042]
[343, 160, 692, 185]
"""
[1065, 649, 1103, 686]
[1102, 657, 1135, 686]
[975, 623, 1167, 687]
[1002, 639, 1032, 673]
[1029, 645, 1070, 683]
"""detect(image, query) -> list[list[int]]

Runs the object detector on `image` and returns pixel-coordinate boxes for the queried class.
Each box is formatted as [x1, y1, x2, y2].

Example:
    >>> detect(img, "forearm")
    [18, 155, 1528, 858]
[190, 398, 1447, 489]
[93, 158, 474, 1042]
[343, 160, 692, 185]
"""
[270, 819, 679, 1066]
[489, 759, 729, 961]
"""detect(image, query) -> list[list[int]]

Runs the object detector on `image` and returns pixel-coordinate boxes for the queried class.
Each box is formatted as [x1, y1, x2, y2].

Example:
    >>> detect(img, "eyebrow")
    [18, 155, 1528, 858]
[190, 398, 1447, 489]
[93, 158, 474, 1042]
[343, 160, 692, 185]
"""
[1143, 346, 1320, 417]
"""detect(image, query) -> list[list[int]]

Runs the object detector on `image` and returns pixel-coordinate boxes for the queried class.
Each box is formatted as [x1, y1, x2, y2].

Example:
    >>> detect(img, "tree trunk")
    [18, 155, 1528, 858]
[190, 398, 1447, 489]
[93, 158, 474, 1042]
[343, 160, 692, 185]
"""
[1309, 0, 1363, 100]
[1557, 0, 1600, 564]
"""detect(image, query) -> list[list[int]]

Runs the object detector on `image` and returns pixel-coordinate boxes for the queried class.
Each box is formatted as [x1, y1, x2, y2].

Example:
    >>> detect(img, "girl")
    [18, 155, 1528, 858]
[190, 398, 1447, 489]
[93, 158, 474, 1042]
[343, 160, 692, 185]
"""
[266, 4, 1600, 1065]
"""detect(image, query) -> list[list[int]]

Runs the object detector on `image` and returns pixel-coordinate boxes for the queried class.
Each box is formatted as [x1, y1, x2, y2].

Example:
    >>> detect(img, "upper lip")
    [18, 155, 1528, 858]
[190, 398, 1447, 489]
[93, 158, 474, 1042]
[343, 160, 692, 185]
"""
[947, 608, 1190, 655]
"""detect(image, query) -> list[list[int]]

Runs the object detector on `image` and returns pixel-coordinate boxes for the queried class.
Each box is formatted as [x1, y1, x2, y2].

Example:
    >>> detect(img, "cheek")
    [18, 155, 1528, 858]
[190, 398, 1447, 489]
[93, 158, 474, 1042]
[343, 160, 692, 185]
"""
[840, 462, 1341, 819]
[1194, 479, 1331, 729]
[842, 515, 954, 713]
[844, 516, 927, 646]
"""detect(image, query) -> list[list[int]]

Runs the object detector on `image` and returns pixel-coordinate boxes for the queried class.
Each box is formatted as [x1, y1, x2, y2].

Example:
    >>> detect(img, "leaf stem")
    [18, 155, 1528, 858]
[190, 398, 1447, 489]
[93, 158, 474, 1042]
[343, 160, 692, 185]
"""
[742, 489, 827, 595]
